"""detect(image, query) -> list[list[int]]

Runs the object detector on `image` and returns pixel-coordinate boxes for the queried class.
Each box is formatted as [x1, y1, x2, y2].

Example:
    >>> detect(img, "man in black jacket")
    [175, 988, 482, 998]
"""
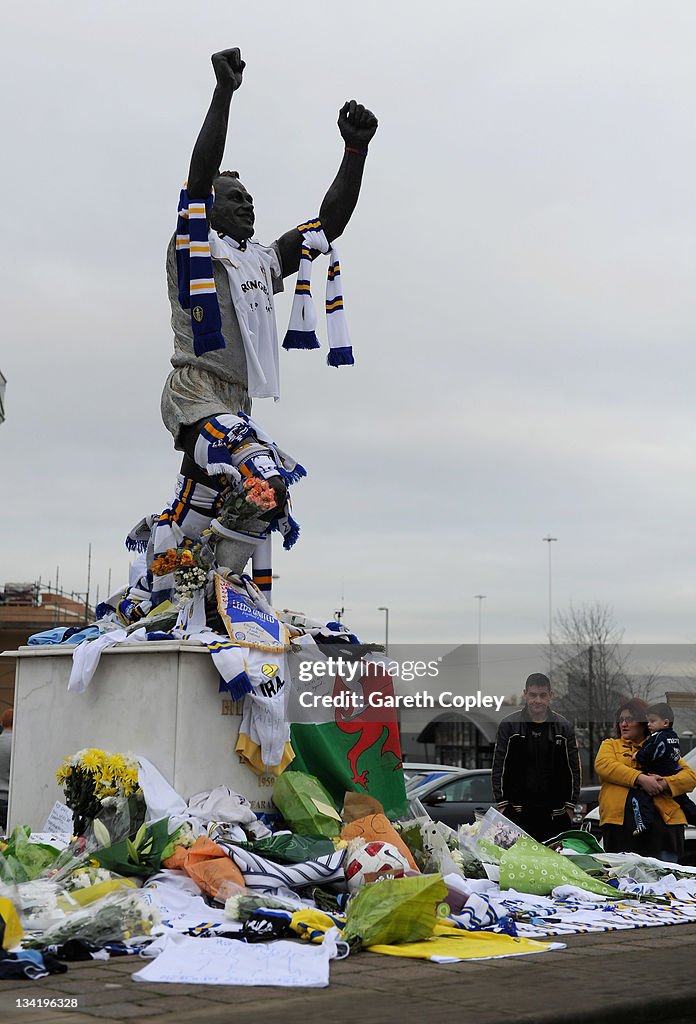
[492, 673, 581, 841]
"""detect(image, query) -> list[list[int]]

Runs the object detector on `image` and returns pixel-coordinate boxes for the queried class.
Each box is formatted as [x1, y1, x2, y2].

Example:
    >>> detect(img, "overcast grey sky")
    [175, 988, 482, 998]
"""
[3, 1, 696, 647]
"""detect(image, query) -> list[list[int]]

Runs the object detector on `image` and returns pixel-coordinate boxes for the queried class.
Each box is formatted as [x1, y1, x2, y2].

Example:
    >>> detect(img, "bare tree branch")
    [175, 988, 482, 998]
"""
[550, 602, 661, 780]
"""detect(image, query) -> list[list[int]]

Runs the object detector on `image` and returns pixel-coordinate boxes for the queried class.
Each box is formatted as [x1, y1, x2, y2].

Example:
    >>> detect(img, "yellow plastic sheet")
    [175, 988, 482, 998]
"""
[367, 921, 559, 961]
[0, 897, 24, 950]
[65, 877, 137, 907]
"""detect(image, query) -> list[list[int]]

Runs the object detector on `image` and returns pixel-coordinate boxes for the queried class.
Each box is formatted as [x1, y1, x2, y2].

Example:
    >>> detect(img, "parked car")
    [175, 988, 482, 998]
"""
[409, 769, 495, 828]
[412, 768, 599, 832]
[402, 763, 462, 791]
[572, 784, 601, 826]
[581, 746, 696, 864]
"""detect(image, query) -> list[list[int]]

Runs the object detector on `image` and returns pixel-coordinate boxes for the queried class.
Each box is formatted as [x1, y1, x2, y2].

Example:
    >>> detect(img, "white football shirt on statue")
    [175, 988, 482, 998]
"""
[209, 232, 281, 401]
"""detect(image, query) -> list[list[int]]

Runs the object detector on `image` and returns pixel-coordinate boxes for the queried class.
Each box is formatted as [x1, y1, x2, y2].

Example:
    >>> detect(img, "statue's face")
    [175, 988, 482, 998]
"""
[210, 176, 255, 243]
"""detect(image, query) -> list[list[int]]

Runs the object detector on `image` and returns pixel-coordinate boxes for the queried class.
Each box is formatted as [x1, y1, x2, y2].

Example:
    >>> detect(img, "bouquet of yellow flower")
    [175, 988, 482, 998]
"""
[56, 749, 143, 838]
[151, 542, 204, 577]
[151, 542, 211, 604]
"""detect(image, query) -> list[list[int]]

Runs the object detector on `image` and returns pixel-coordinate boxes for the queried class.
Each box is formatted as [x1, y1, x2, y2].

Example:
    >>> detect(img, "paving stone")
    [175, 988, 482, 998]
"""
[0, 1016, 87, 1024]
[193, 984, 307, 1004]
[80, 1003, 165, 1019]
[78, 989, 161, 1008]
[3, 923, 696, 1022]
[0, 987, 67, 1005]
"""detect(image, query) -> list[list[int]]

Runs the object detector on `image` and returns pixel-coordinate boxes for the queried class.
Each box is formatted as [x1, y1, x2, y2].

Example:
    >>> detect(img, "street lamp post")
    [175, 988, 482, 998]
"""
[474, 595, 486, 688]
[542, 536, 557, 679]
[377, 606, 389, 657]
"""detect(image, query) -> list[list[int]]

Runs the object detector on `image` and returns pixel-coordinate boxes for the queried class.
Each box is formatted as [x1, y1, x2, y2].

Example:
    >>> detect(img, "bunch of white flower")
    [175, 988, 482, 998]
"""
[174, 565, 208, 602]
[67, 865, 116, 890]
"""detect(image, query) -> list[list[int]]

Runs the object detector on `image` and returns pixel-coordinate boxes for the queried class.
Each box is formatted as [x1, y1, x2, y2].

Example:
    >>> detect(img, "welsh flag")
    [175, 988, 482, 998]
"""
[286, 641, 408, 818]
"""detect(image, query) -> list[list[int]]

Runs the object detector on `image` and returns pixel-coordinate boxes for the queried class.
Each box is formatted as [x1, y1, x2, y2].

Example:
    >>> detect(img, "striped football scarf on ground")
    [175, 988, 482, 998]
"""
[221, 844, 346, 891]
[176, 187, 225, 356]
[282, 219, 354, 366]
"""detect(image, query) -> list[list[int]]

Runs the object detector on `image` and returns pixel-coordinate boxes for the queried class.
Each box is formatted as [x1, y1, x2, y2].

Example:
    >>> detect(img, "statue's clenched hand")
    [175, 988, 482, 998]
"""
[338, 101, 378, 149]
[211, 48, 246, 92]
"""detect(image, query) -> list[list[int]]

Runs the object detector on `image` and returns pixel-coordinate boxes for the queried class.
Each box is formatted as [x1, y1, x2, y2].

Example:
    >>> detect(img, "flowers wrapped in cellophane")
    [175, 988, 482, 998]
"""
[25, 889, 159, 950]
[459, 807, 530, 866]
[56, 749, 144, 838]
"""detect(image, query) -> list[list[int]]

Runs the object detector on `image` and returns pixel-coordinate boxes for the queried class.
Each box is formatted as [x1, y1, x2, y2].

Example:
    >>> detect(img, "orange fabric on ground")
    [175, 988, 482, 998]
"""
[341, 814, 419, 872]
[162, 836, 246, 898]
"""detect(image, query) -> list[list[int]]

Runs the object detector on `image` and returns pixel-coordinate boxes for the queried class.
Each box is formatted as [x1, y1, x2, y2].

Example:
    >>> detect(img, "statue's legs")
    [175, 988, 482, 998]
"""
[209, 523, 258, 575]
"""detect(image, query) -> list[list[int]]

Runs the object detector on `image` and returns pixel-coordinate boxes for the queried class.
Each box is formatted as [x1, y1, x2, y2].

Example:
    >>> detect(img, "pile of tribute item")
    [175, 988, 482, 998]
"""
[19, 586, 696, 984]
[28, 587, 405, 815]
[5, 770, 696, 987]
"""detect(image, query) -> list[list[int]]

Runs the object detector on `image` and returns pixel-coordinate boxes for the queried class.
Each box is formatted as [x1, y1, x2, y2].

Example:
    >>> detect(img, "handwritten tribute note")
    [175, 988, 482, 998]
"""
[133, 933, 337, 987]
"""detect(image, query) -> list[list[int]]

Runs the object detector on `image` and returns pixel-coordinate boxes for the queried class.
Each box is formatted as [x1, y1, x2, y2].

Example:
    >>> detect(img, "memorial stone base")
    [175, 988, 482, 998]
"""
[2, 641, 275, 831]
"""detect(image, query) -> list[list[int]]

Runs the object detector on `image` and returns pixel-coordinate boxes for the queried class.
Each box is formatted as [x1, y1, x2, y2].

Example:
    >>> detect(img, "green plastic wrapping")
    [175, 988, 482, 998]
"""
[26, 889, 159, 949]
[546, 829, 604, 855]
[499, 836, 621, 898]
[234, 833, 337, 864]
[342, 873, 447, 950]
[93, 818, 172, 878]
[0, 826, 61, 883]
[272, 773, 342, 838]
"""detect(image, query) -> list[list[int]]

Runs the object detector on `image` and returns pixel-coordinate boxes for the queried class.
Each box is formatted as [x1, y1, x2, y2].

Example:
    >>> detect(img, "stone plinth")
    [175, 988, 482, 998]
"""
[1, 641, 275, 831]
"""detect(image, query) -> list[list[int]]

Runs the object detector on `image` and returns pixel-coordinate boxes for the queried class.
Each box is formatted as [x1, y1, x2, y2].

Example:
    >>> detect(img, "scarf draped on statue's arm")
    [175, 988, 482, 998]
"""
[282, 219, 354, 366]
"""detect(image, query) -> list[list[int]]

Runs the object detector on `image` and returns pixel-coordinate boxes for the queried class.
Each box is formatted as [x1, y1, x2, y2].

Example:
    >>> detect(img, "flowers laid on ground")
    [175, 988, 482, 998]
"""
[460, 808, 528, 864]
[93, 819, 193, 878]
[65, 863, 115, 891]
[26, 890, 160, 949]
[0, 826, 61, 884]
[56, 749, 143, 838]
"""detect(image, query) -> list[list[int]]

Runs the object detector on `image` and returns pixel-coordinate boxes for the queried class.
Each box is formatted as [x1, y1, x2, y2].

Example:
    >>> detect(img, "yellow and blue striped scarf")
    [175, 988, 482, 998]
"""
[176, 187, 226, 356]
[282, 219, 354, 367]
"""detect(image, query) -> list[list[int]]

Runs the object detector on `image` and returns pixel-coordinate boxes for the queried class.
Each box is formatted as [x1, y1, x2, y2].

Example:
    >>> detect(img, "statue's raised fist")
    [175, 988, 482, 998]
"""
[338, 101, 378, 150]
[211, 48, 246, 91]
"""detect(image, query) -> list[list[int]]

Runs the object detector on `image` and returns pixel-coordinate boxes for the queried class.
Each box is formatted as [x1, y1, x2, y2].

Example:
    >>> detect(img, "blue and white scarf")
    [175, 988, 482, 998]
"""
[176, 187, 226, 356]
[221, 845, 346, 891]
[282, 219, 354, 366]
[193, 413, 304, 552]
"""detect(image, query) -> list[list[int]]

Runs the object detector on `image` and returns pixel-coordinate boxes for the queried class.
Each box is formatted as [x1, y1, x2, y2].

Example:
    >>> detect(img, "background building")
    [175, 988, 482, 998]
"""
[0, 583, 92, 713]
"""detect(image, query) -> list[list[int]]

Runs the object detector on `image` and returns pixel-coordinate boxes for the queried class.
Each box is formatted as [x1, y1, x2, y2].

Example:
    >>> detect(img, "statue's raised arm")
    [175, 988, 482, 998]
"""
[275, 100, 379, 277]
[187, 48, 246, 200]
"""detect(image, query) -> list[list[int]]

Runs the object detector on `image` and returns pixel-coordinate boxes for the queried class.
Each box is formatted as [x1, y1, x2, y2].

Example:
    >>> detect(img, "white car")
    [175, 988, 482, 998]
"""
[581, 745, 696, 864]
